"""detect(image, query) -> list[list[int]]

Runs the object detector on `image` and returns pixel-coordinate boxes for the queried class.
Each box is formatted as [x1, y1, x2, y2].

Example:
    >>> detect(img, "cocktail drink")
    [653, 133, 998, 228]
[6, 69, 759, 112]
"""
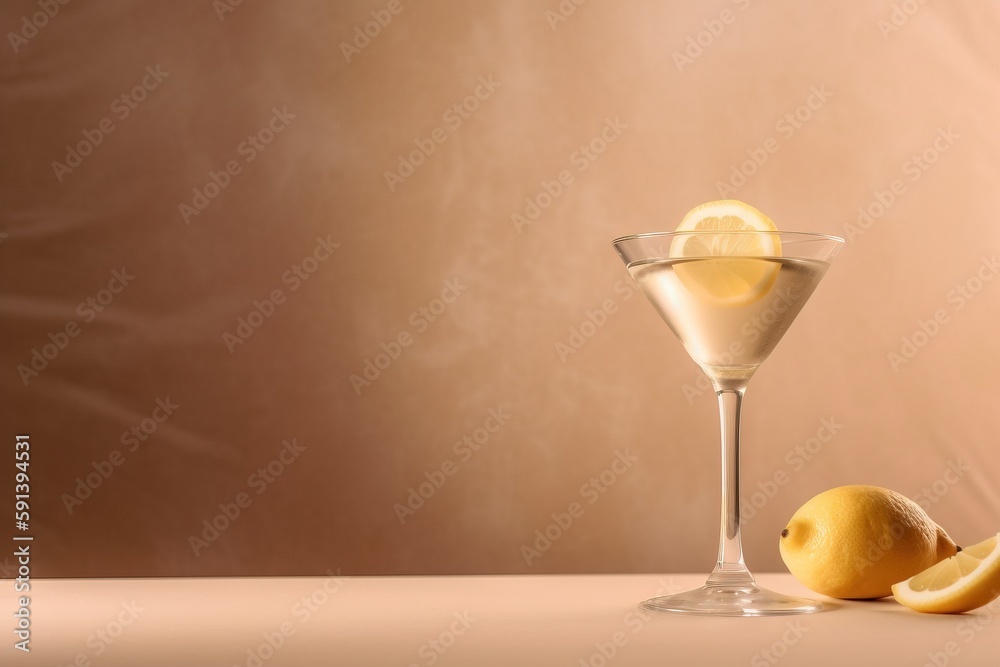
[628, 256, 828, 379]
[614, 201, 843, 615]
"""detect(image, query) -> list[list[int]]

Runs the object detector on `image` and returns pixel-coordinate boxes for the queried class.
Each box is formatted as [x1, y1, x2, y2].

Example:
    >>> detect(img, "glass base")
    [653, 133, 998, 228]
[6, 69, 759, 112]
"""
[641, 581, 822, 617]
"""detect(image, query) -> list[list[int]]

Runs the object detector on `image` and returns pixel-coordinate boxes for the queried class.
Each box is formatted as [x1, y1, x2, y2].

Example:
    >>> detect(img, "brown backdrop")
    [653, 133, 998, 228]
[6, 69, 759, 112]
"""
[1, 0, 999, 578]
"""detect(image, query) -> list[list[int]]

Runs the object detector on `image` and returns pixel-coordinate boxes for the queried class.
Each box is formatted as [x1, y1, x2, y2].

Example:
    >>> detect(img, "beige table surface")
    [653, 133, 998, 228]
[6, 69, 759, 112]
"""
[4, 573, 999, 666]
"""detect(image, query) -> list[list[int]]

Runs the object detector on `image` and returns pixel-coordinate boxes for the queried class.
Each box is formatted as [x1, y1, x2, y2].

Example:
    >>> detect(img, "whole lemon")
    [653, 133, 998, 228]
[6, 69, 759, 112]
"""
[779, 485, 957, 599]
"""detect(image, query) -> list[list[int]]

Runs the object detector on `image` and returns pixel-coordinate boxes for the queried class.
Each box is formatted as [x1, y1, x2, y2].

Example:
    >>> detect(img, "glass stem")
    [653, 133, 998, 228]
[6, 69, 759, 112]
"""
[706, 382, 755, 587]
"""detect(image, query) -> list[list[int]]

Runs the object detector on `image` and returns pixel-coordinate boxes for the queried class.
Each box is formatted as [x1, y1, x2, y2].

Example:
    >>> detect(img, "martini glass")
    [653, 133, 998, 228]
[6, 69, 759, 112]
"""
[613, 230, 843, 616]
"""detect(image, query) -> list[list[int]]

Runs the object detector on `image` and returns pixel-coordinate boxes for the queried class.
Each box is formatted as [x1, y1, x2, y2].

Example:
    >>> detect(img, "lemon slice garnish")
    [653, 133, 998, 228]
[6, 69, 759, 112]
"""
[892, 534, 1000, 613]
[671, 200, 781, 307]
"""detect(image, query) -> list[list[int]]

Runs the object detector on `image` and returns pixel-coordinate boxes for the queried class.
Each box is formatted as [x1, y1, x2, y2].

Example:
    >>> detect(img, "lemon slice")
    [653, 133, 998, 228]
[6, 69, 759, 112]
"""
[891, 534, 1000, 613]
[670, 200, 781, 307]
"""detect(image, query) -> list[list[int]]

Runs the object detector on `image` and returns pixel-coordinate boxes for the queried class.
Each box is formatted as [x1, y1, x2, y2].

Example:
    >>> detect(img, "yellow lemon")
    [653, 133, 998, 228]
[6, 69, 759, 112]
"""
[892, 534, 1000, 613]
[671, 200, 780, 307]
[779, 485, 957, 599]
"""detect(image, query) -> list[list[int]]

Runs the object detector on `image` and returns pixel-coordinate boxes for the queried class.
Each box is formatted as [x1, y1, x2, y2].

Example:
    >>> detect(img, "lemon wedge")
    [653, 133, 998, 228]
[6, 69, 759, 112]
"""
[671, 200, 781, 307]
[892, 534, 1000, 613]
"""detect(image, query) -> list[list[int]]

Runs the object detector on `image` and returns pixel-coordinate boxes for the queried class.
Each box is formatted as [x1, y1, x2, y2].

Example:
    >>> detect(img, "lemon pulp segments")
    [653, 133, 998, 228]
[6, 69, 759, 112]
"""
[892, 534, 1000, 613]
[671, 201, 781, 307]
